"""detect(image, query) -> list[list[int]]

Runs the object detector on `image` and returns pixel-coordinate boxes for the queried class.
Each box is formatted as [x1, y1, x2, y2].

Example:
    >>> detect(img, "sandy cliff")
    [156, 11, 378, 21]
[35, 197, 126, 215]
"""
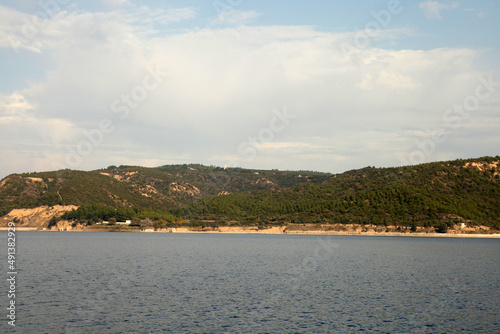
[0, 205, 78, 228]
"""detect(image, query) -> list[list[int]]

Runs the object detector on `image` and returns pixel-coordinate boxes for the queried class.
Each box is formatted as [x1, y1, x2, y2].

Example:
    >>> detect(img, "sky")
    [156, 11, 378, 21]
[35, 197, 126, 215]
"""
[0, 0, 499, 178]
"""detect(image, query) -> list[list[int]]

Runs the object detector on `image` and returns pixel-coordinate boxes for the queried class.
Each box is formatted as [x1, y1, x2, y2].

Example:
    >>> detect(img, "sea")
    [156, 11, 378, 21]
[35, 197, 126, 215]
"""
[2, 232, 499, 333]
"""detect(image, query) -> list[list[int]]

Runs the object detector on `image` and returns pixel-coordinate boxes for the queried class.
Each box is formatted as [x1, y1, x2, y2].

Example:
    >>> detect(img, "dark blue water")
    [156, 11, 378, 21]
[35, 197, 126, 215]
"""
[2, 232, 499, 333]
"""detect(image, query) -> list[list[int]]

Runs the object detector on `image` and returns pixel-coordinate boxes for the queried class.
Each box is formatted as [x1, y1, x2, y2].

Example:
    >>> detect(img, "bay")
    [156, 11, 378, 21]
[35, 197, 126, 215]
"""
[2, 232, 499, 333]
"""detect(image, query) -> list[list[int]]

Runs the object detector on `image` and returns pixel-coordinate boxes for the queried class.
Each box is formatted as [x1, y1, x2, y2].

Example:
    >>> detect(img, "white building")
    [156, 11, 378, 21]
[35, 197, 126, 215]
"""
[116, 220, 131, 225]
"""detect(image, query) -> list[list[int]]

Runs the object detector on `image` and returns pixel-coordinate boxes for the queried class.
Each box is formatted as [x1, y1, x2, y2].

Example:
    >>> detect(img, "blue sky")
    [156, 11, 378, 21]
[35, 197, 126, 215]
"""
[0, 0, 499, 178]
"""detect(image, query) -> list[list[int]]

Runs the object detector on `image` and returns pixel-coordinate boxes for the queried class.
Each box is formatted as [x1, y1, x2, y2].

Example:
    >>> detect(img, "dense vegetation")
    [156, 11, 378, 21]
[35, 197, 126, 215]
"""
[60, 204, 178, 224]
[179, 158, 500, 229]
[0, 164, 330, 216]
[1, 157, 499, 230]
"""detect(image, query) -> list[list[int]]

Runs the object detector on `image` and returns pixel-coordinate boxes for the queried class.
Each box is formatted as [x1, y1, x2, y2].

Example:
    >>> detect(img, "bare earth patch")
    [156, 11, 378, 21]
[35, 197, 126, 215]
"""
[0, 205, 78, 228]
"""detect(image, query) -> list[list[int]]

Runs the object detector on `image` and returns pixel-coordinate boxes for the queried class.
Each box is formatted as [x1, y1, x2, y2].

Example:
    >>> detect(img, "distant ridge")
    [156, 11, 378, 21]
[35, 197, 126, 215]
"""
[0, 164, 331, 218]
[1, 156, 499, 231]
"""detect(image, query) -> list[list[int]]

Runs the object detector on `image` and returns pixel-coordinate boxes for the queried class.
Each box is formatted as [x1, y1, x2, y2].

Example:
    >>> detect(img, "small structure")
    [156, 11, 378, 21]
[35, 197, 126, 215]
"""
[116, 220, 131, 225]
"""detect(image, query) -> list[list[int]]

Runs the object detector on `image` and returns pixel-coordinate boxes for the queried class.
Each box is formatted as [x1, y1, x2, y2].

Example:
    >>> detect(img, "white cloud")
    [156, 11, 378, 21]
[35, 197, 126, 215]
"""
[0, 93, 76, 140]
[211, 10, 260, 26]
[419, 1, 459, 20]
[0, 93, 34, 116]
[124, 6, 197, 26]
[0, 92, 79, 177]
[0, 4, 196, 53]
[0, 4, 498, 178]
[101, 0, 130, 7]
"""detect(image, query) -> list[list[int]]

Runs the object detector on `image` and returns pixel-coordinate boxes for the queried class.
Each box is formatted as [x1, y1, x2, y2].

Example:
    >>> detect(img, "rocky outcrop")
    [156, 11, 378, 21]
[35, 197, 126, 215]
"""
[464, 160, 500, 178]
[50, 219, 87, 231]
[0, 205, 78, 228]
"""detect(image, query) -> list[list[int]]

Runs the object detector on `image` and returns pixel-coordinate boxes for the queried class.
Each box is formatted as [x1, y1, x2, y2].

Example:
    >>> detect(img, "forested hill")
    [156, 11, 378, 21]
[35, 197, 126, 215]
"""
[0, 164, 331, 216]
[1, 157, 499, 230]
[180, 157, 500, 229]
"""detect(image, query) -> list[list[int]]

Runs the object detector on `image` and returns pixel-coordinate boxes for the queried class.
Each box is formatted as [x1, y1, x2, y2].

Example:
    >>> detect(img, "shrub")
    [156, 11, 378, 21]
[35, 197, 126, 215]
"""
[435, 223, 448, 233]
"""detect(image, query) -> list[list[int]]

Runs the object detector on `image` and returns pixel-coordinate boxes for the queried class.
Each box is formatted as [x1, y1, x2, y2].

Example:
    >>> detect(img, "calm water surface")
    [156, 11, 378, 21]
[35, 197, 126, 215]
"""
[2, 232, 499, 333]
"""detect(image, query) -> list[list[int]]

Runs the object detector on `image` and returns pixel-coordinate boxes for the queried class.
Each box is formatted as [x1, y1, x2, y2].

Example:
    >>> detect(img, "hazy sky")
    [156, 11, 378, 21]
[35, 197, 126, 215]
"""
[0, 0, 499, 178]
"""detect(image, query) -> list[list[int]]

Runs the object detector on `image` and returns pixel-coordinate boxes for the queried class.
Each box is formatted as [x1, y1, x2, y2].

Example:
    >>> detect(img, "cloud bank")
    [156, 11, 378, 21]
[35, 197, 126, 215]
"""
[0, 3, 498, 178]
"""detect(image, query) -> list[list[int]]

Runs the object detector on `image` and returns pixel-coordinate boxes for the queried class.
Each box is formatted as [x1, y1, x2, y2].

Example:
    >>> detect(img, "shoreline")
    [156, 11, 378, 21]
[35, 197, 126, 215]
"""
[1, 227, 499, 238]
[173, 231, 500, 238]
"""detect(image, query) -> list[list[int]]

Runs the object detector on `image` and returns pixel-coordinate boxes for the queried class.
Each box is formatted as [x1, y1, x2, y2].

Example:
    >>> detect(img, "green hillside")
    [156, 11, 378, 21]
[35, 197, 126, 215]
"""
[0, 164, 331, 216]
[1, 157, 499, 230]
[180, 157, 500, 229]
